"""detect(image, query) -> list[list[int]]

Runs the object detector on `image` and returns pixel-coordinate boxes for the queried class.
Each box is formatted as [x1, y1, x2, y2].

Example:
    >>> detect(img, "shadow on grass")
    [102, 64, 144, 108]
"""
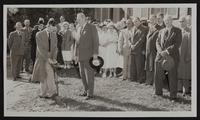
[62, 97, 123, 111]
[94, 96, 166, 111]
[161, 95, 191, 104]
[56, 68, 81, 79]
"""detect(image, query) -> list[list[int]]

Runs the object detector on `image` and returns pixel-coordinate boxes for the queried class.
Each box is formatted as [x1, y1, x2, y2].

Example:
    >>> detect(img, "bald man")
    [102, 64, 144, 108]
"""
[74, 13, 99, 100]
[8, 22, 25, 81]
[154, 15, 182, 100]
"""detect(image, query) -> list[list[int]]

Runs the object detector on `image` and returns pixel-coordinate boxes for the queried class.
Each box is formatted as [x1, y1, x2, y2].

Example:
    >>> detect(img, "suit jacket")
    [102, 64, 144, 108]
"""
[118, 28, 133, 56]
[155, 22, 166, 31]
[75, 23, 99, 61]
[155, 26, 182, 63]
[130, 24, 148, 55]
[32, 29, 58, 82]
[8, 31, 25, 55]
[22, 27, 33, 47]
[30, 27, 40, 57]
[145, 28, 159, 71]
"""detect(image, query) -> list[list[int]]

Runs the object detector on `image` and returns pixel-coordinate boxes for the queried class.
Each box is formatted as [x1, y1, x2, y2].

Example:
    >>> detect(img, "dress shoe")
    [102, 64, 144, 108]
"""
[50, 93, 58, 100]
[85, 96, 94, 100]
[39, 95, 50, 99]
[16, 76, 22, 79]
[79, 92, 87, 97]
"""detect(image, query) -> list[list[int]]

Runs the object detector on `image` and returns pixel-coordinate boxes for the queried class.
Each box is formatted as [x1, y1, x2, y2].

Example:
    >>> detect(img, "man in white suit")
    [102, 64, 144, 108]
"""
[118, 19, 133, 81]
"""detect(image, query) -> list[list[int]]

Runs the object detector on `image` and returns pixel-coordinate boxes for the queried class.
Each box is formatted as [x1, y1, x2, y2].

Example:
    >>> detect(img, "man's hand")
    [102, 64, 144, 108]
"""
[160, 50, 169, 58]
[74, 56, 78, 64]
[130, 44, 135, 50]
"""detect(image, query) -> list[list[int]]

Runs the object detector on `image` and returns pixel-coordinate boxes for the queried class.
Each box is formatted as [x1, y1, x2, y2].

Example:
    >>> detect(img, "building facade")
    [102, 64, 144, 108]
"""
[94, 8, 191, 23]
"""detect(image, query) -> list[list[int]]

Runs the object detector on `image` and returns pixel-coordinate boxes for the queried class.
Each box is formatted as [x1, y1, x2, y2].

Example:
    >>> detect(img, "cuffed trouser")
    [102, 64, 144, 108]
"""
[23, 47, 31, 71]
[123, 55, 130, 80]
[154, 61, 178, 98]
[146, 70, 154, 85]
[79, 59, 94, 96]
[178, 79, 190, 93]
[128, 54, 146, 83]
[10, 53, 23, 79]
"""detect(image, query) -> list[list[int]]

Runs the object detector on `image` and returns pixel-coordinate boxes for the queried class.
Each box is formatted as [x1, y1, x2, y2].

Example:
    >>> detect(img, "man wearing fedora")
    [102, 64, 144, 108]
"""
[74, 13, 99, 100]
[154, 15, 182, 100]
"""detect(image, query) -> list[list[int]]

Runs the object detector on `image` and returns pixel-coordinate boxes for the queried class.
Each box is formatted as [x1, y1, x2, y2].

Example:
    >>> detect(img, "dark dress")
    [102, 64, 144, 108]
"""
[57, 33, 64, 65]
[30, 26, 39, 66]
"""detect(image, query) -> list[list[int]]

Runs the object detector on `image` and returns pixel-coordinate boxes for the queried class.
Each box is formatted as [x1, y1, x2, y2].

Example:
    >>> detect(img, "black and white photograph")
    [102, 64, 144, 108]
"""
[3, 4, 197, 117]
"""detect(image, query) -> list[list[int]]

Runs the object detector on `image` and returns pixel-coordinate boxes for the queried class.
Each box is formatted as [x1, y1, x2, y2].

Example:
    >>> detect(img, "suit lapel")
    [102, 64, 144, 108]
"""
[163, 27, 175, 47]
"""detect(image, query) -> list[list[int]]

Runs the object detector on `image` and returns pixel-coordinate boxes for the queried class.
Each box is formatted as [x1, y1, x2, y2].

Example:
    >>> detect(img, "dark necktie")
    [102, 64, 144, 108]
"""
[165, 30, 169, 38]
[18, 32, 22, 39]
[48, 32, 51, 52]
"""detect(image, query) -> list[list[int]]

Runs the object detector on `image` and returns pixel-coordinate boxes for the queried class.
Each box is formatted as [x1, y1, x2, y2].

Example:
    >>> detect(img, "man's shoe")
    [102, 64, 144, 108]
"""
[79, 92, 87, 97]
[85, 96, 94, 100]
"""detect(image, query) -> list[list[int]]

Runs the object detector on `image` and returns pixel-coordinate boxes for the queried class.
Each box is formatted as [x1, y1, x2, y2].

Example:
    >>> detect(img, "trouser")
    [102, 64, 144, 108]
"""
[22, 47, 31, 72]
[178, 79, 190, 93]
[79, 59, 94, 96]
[146, 70, 154, 85]
[10, 54, 23, 79]
[154, 61, 178, 98]
[40, 62, 57, 97]
[128, 53, 146, 83]
[123, 55, 130, 80]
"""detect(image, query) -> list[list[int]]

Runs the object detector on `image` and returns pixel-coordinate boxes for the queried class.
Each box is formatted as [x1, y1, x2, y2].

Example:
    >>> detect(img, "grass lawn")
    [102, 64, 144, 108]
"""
[5, 56, 191, 112]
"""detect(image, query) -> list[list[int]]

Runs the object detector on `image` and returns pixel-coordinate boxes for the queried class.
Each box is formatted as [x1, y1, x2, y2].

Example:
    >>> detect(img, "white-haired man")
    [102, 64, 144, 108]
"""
[154, 15, 182, 101]
[74, 12, 99, 100]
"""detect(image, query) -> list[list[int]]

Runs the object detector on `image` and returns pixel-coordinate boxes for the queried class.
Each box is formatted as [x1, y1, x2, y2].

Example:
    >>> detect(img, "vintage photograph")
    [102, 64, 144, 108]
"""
[3, 4, 197, 117]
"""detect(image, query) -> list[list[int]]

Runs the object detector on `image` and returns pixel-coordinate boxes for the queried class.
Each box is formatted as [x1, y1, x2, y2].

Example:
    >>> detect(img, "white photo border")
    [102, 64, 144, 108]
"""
[3, 4, 197, 117]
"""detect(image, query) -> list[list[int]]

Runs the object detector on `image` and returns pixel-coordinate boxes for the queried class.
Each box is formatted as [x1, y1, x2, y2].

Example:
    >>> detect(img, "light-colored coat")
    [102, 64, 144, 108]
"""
[32, 29, 58, 82]
[118, 28, 133, 56]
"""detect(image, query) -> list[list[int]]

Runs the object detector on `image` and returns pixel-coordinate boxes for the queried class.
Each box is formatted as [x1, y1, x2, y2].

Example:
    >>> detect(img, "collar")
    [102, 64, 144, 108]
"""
[82, 22, 87, 29]
[166, 26, 172, 31]
[16, 30, 21, 34]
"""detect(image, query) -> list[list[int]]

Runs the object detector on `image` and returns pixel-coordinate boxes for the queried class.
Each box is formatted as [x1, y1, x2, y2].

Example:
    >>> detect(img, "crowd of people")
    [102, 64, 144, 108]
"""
[8, 12, 191, 102]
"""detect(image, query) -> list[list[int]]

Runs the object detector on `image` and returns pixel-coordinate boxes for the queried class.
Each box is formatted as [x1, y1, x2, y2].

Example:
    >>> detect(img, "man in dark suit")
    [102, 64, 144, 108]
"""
[128, 17, 148, 83]
[154, 15, 182, 100]
[8, 22, 25, 81]
[145, 15, 159, 85]
[156, 13, 166, 30]
[74, 13, 99, 100]
[21, 19, 32, 73]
